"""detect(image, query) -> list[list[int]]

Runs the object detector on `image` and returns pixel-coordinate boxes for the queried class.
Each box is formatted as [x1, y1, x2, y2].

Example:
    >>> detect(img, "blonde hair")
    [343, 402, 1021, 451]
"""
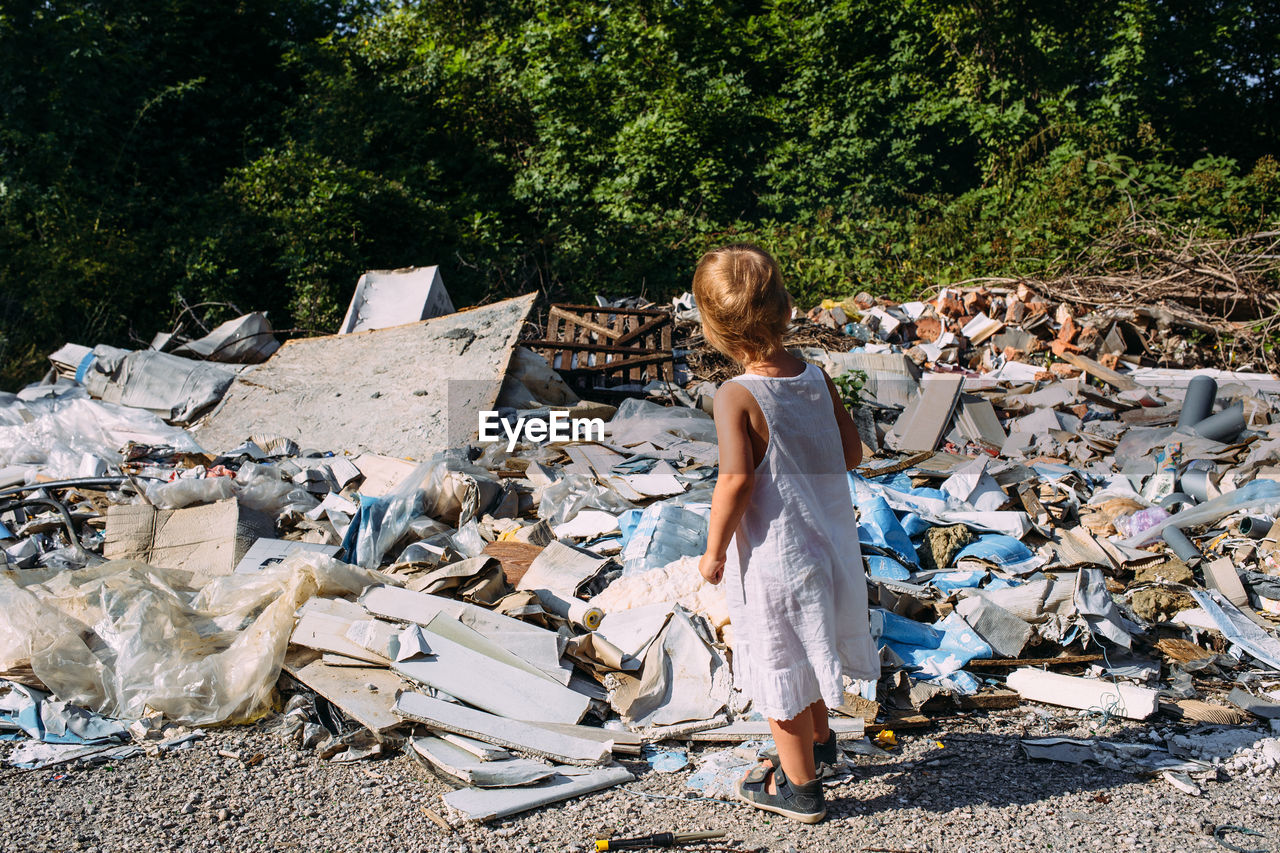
[692, 243, 792, 363]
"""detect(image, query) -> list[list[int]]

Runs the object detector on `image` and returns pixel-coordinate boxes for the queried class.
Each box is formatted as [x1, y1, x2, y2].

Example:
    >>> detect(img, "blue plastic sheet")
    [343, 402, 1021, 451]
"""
[617, 508, 643, 547]
[899, 512, 932, 540]
[866, 555, 912, 581]
[929, 570, 988, 594]
[857, 495, 918, 568]
[876, 610, 992, 680]
[0, 681, 127, 745]
[954, 534, 1041, 574]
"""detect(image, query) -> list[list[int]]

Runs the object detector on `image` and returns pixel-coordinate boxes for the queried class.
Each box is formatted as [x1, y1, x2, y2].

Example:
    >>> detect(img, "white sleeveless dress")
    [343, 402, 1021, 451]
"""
[722, 362, 880, 721]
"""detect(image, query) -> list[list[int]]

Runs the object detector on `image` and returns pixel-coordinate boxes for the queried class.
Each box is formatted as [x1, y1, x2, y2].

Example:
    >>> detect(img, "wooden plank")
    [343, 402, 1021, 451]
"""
[614, 315, 669, 346]
[393, 691, 612, 766]
[1058, 351, 1139, 391]
[1079, 387, 1137, 412]
[567, 352, 674, 374]
[524, 338, 667, 356]
[551, 303, 666, 317]
[282, 649, 403, 735]
[659, 323, 673, 381]
[968, 654, 1102, 669]
[866, 713, 932, 734]
[556, 311, 571, 372]
[550, 306, 620, 341]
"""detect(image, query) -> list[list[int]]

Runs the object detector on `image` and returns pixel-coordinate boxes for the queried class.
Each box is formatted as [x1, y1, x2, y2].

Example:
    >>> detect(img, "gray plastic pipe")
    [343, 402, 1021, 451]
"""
[1160, 492, 1196, 511]
[1194, 400, 1246, 443]
[1240, 517, 1273, 540]
[1162, 525, 1202, 564]
[1177, 375, 1218, 430]
[1180, 468, 1213, 504]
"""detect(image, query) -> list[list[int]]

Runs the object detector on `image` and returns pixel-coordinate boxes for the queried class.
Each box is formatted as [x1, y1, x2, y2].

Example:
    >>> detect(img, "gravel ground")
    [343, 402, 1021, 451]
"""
[3, 709, 1279, 853]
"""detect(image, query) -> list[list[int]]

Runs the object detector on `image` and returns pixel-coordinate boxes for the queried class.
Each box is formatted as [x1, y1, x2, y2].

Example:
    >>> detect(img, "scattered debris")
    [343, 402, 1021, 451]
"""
[5, 276, 1280, 826]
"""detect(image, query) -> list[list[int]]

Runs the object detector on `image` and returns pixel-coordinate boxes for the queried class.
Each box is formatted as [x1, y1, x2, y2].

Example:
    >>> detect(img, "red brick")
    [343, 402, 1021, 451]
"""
[937, 296, 965, 318]
[1057, 316, 1079, 344]
[915, 316, 943, 343]
[1050, 363, 1083, 379]
[963, 290, 990, 314]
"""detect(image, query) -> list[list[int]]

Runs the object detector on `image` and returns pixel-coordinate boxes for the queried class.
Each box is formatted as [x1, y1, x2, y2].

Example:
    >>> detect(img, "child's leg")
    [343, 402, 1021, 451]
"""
[809, 699, 831, 743]
[769, 708, 818, 788]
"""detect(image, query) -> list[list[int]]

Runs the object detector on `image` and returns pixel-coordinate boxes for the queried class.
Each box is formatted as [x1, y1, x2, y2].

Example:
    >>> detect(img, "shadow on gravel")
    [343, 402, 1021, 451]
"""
[835, 731, 1135, 813]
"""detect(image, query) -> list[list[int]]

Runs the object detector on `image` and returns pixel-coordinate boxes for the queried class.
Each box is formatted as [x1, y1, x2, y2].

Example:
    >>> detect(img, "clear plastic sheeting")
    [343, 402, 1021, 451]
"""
[1120, 478, 1280, 548]
[144, 477, 236, 509]
[0, 554, 390, 725]
[0, 387, 203, 480]
[351, 460, 435, 570]
[421, 453, 503, 526]
[607, 397, 718, 447]
[535, 472, 635, 528]
[143, 463, 318, 515]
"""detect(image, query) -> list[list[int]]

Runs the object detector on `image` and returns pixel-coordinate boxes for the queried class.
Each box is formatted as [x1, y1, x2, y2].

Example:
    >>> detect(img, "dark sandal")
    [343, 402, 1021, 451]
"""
[761, 730, 842, 779]
[737, 762, 826, 824]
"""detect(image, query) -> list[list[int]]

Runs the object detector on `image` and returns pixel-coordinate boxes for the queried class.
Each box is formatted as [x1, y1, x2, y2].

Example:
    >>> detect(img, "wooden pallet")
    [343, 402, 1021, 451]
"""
[526, 304, 674, 388]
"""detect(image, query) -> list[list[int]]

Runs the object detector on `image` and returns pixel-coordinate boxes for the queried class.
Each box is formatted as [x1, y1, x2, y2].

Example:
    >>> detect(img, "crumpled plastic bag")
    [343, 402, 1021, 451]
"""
[535, 472, 635, 528]
[421, 453, 502, 526]
[143, 463, 318, 515]
[0, 554, 390, 725]
[608, 397, 718, 447]
[144, 476, 237, 509]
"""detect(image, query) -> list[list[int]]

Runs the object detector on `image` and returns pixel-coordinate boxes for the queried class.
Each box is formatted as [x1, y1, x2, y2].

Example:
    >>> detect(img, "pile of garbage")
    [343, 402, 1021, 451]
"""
[4, 266, 1280, 822]
[796, 283, 1278, 375]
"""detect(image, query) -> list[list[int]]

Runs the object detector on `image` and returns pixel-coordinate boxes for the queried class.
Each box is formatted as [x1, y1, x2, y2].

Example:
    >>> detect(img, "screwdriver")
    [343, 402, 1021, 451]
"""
[595, 830, 727, 850]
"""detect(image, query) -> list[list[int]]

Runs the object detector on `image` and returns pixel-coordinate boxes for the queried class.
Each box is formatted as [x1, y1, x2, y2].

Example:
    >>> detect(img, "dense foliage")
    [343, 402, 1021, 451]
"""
[2, 0, 1277, 385]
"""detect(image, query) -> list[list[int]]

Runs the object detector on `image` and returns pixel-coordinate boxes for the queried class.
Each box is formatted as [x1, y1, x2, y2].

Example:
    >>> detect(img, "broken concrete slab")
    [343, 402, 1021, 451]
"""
[194, 293, 536, 456]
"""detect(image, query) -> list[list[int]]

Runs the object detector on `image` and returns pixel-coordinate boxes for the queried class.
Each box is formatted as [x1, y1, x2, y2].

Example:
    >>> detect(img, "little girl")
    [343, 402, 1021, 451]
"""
[694, 244, 879, 823]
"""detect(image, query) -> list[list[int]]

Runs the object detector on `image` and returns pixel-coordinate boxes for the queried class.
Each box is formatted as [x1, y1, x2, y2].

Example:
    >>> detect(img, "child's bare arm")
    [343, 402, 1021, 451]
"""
[699, 383, 756, 584]
[822, 372, 865, 471]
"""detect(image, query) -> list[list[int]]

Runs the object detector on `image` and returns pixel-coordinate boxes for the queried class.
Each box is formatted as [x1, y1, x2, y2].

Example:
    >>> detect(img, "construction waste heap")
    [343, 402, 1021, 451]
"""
[5, 265, 1280, 823]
